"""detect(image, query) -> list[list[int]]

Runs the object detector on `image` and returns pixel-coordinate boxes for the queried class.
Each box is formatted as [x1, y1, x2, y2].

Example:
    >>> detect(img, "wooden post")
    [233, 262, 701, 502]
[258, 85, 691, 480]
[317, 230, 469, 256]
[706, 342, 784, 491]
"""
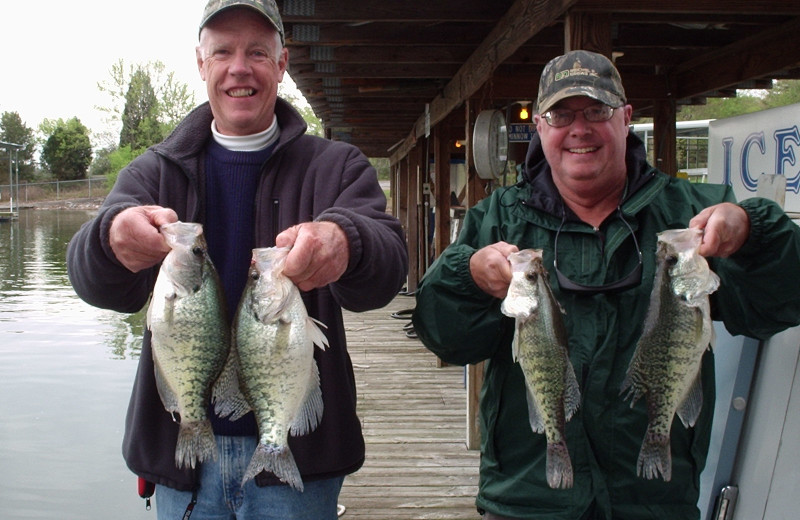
[653, 99, 678, 176]
[464, 98, 486, 449]
[466, 363, 484, 450]
[433, 117, 452, 265]
[564, 11, 612, 55]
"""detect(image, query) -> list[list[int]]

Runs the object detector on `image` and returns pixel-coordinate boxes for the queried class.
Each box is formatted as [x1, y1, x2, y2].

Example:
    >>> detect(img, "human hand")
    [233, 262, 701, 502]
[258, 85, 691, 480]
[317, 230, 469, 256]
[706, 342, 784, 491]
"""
[689, 202, 750, 257]
[109, 206, 178, 272]
[275, 221, 349, 291]
[469, 241, 520, 299]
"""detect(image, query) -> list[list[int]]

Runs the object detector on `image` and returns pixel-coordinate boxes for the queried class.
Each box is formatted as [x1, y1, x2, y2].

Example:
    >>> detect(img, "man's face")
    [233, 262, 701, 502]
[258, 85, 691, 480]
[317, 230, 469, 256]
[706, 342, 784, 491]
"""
[196, 8, 288, 136]
[535, 96, 632, 194]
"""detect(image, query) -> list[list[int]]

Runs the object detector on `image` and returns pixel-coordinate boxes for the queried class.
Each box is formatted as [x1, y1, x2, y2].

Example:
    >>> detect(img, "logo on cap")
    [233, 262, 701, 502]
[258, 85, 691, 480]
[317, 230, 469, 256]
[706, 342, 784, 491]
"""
[554, 60, 599, 82]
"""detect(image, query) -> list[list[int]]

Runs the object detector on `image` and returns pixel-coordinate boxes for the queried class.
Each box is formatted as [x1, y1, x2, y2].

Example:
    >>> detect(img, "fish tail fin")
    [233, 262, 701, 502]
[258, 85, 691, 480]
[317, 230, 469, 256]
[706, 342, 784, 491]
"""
[546, 440, 574, 489]
[637, 428, 672, 481]
[243, 443, 303, 492]
[175, 419, 217, 469]
[290, 360, 324, 436]
[307, 317, 329, 350]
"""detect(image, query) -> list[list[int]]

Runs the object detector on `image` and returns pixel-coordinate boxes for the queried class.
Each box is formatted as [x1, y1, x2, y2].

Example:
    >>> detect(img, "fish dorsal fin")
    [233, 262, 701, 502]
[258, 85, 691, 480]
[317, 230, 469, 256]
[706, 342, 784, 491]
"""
[676, 368, 704, 428]
[306, 317, 329, 351]
[290, 359, 324, 436]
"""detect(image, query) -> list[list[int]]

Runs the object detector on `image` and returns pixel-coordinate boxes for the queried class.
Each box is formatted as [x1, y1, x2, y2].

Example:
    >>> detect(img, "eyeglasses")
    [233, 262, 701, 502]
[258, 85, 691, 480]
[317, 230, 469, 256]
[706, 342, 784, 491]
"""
[553, 210, 643, 294]
[541, 104, 617, 128]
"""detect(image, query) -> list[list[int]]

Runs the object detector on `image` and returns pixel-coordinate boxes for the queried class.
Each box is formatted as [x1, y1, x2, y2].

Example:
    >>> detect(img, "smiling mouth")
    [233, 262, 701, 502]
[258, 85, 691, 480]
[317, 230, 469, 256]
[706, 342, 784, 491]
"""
[568, 147, 598, 154]
[227, 88, 255, 98]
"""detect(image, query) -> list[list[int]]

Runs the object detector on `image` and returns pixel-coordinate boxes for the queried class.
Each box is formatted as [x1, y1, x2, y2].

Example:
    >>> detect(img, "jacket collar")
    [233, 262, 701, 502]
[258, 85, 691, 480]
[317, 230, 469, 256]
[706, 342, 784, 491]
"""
[521, 130, 656, 221]
[153, 97, 308, 162]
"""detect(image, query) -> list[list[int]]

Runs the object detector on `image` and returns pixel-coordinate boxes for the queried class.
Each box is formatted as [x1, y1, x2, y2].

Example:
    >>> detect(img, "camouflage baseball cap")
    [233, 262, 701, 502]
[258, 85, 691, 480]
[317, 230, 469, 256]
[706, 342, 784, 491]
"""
[536, 50, 626, 114]
[200, 0, 285, 45]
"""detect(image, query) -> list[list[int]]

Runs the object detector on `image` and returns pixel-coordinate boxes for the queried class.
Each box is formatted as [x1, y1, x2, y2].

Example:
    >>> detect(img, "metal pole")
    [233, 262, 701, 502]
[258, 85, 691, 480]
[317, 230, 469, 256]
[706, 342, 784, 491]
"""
[0, 141, 23, 214]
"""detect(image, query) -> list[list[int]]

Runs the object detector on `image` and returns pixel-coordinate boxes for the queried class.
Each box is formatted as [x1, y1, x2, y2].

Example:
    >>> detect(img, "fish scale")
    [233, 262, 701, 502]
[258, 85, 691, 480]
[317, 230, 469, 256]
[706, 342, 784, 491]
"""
[215, 246, 329, 491]
[621, 228, 719, 481]
[501, 248, 581, 489]
[146, 221, 230, 470]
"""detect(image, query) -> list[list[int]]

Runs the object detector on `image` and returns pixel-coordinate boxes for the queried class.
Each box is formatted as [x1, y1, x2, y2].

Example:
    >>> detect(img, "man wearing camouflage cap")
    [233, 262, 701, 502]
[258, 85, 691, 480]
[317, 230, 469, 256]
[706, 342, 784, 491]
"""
[413, 50, 800, 519]
[67, 1, 408, 518]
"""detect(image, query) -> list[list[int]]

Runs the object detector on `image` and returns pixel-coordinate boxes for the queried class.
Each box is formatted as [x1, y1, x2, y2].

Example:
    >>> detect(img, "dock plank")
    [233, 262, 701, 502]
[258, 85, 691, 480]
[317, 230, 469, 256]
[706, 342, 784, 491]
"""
[338, 295, 482, 519]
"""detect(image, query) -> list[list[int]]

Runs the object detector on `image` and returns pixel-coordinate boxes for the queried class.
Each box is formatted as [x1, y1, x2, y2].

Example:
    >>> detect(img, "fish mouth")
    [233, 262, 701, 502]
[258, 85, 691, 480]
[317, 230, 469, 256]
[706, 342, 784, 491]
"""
[227, 88, 256, 98]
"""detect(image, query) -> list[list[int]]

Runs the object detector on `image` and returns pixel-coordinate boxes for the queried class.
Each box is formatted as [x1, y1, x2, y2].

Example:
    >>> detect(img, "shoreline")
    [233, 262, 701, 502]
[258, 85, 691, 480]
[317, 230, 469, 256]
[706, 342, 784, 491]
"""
[0, 197, 105, 211]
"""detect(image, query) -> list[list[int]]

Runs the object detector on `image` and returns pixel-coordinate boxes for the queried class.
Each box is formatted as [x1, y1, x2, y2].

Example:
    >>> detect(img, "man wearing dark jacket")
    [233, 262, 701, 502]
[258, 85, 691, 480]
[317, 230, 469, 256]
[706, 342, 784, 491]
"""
[413, 50, 800, 519]
[66, 1, 408, 518]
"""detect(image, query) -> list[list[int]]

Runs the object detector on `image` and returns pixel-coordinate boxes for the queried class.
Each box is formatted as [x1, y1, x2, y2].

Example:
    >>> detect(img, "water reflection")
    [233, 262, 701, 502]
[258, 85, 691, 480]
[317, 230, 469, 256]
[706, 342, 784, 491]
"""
[0, 209, 150, 519]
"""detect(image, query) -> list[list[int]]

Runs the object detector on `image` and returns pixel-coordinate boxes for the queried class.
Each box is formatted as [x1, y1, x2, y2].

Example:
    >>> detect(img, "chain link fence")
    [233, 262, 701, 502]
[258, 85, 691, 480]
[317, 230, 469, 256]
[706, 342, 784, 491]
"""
[0, 177, 109, 204]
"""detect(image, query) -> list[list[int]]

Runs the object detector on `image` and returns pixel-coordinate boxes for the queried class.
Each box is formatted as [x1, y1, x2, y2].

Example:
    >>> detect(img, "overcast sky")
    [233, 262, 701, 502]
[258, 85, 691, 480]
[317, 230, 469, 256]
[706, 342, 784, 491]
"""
[0, 1, 301, 143]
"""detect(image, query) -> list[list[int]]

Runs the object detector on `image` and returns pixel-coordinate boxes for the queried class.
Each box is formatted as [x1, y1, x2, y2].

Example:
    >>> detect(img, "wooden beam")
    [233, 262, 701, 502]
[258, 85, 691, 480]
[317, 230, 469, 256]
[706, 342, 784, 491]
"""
[573, 0, 800, 15]
[278, 0, 510, 23]
[289, 62, 459, 79]
[564, 11, 612, 55]
[390, 0, 580, 164]
[671, 16, 800, 100]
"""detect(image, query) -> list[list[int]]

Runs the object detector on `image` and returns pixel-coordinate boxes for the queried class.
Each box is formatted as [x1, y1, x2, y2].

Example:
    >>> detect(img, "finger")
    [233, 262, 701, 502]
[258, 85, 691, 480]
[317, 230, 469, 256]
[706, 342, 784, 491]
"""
[689, 207, 712, 231]
[283, 232, 314, 279]
[149, 207, 179, 229]
[275, 225, 300, 249]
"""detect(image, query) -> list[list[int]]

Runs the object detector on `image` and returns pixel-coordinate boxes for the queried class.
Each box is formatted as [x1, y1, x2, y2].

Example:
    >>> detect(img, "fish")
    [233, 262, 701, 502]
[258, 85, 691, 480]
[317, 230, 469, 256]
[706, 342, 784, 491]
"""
[621, 227, 720, 481]
[501, 248, 581, 489]
[146, 221, 229, 469]
[217, 246, 328, 491]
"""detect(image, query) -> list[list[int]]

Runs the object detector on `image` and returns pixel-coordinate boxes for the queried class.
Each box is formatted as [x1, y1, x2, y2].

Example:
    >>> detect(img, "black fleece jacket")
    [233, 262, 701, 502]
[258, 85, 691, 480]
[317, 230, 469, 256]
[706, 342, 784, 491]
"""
[66, 99, 408, 490]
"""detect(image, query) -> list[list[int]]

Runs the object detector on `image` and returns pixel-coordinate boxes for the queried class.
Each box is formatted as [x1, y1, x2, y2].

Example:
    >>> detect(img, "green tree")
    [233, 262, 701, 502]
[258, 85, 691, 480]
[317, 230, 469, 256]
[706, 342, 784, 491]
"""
[105, 144, 145, 188]
[0, 111, 37, 181]
[279, 83, 323, 136]
[96, 59, 195, 148]
[369, 158, 390, 180]
[40, 118, 93, 180]
[88, 145, 115, 178]
[119, 67, 163, 151]
[764, 80, 800, 109]
[678, 94, 765, 121]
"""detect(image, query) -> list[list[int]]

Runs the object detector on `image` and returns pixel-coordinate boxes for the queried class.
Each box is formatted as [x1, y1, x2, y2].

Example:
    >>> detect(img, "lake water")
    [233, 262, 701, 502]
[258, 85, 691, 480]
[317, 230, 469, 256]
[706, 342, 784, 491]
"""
[0, 209, 151, 519]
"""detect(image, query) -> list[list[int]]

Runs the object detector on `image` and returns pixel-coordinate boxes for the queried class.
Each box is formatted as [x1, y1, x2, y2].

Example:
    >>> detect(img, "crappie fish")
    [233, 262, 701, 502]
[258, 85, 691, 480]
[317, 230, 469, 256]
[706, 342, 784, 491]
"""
[146, 221, 229, 469]
[621, 228, 720, 481]
[501, 248, 581, 489]
[218, 246, 328, 491]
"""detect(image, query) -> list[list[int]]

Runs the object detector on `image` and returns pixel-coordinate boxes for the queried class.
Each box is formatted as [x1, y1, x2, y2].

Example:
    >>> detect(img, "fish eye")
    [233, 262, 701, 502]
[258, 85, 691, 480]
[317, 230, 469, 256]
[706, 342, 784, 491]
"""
[192, 247, 204, 256]
[525, 271, 537, 282]
[251, 272, 260, 281]
[666, 255, 678, 266]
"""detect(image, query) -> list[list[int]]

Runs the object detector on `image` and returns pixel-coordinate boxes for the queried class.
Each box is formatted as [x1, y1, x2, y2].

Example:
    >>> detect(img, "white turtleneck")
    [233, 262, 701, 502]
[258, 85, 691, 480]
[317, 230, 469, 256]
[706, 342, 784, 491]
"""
[210, 115, 280, 151]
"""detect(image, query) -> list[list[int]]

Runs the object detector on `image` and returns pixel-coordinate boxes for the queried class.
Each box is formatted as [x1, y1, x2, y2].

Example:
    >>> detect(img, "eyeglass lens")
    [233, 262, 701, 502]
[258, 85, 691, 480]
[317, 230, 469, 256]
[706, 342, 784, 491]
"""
[544, 105, 615, 127]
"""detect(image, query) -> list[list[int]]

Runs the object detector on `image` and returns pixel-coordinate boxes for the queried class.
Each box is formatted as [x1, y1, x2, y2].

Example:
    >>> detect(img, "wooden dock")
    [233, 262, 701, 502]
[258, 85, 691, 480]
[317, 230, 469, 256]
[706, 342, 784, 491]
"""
[0, 210, 18, 221]
[339, 294, 481, 519]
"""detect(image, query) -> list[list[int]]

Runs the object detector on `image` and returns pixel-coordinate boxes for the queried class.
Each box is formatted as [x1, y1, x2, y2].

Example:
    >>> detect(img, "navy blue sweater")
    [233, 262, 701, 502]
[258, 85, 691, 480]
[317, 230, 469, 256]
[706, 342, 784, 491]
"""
[204, 139, 276, 436]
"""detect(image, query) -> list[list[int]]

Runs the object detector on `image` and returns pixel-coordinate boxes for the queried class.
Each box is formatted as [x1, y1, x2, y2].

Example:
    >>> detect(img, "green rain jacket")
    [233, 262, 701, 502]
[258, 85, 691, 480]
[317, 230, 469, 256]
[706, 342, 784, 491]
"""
[412, 132, 800, 520]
